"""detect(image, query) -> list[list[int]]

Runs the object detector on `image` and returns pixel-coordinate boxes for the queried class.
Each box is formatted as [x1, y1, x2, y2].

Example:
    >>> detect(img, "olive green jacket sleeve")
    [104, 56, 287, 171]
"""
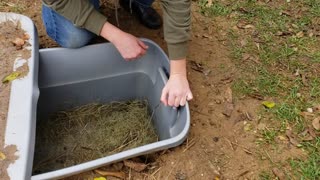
[42, 0, 107, 35]
[42, 0, 191, 60]
[161, 0, 191, 60]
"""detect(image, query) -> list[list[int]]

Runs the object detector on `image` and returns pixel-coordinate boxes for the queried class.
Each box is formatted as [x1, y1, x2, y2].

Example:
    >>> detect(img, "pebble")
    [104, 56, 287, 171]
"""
[307, 108, 313, 113]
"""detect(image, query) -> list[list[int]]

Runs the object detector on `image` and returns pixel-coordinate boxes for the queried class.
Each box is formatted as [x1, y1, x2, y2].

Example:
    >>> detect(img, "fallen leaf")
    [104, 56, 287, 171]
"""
[244, 24, 255, 29]
[312, 117, 320, 130]
[280, 10, 291, 16]
[307, 126, 317, 138]
[275, 31, 292, 36]
[94, 170, 125, 179]
[23, 33, 30, 40]
[313, 105, 320, 111]
[206, 0, 213, 7]
[124, 160, 147, 172]
[2, 72, 21, 84]
[93, 177, 107, 180]
[272, 168, 285, 180]
[244, 123, 252, 132]
[262, 101, 275, 108]
[286, 130, 301, 147]
[296, 31, 304, 38]
[278, 135, 287, 141]
[12, 37, 25, 46]
[291, 23, 299, 29]
[0, 152, 6, 160]
[300, 111, 314, 119]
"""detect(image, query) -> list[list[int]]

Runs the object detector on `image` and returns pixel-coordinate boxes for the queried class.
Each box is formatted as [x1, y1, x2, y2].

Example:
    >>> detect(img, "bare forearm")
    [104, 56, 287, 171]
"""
[170, 59, 187, 77]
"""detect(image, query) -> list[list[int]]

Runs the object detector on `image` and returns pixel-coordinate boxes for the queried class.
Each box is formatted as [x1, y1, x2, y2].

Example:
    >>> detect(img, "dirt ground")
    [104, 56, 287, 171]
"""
[0, 0, 310, 179]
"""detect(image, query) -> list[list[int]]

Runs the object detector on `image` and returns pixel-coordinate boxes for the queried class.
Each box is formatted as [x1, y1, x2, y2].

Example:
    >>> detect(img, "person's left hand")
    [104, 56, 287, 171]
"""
[160, 73, 193, 107]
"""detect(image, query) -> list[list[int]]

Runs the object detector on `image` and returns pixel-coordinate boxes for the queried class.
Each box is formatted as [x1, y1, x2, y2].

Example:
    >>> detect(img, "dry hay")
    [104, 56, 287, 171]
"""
[32, 100, 158, 175]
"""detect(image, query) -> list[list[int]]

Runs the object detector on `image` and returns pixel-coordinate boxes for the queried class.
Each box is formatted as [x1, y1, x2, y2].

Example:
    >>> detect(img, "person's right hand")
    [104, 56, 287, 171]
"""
[100, 22, 148, 61]
[111, 32, 148, 61]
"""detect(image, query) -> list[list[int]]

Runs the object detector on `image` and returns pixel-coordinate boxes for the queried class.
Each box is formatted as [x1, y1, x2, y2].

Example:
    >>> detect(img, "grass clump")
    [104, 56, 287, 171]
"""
[33, 100, 158, 174]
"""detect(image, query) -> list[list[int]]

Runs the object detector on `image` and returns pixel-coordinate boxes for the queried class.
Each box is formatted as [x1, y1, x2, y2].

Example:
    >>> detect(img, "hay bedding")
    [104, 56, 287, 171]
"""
[33, 100, 158, 174]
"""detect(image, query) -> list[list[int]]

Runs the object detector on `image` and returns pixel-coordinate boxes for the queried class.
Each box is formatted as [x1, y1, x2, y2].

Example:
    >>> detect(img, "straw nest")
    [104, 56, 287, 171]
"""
[33, 100, 158, 174]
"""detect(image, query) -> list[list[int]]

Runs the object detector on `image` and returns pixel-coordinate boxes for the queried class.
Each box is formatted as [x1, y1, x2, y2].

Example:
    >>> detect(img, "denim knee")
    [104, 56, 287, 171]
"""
[42, 4, 96, 48]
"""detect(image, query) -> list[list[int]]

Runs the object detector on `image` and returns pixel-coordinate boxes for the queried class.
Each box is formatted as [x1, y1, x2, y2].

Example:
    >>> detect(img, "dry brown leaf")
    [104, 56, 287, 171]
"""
[296, 31, 304, 38]
[272, 168, 285, 180]
[206, 0, 213, 7]
[0, 152, 6, 160]
[286, 130, 300, 147]
[244, 24, 255, 29]
[23, 33, 30, 40]
[312, 117, 320, 130]
[124, 160, 147, 172]
[12, 37, 25, 46]
[94, 169, 126, 179]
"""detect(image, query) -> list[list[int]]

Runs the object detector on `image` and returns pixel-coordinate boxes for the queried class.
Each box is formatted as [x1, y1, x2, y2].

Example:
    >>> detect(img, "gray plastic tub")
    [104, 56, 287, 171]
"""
[32, 39, 190, 179]
[0, 13, 39, 180]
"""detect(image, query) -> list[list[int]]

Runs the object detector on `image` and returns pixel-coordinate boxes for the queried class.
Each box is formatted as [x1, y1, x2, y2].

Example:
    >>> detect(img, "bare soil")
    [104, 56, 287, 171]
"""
[0, 20, 31, 179]
[0, 0, 308, 179]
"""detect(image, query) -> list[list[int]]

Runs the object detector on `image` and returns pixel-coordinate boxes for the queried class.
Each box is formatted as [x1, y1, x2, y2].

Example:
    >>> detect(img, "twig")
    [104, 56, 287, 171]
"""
[151, 167, 162, 177]
[183, 138, 196, 152]
[225, 138, 253, 154]
[237, 170, 250, 177]
[224, 138, 235, 151]
[264, 150, 274, 164]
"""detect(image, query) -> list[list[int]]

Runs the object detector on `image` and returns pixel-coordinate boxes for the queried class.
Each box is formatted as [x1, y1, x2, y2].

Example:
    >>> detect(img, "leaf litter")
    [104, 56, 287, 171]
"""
[32, 100, 158, 175]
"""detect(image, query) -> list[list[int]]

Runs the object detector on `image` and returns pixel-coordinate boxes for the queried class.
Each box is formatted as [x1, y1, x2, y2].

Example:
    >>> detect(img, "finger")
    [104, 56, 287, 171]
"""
[186, 91, 193, 101]
[174, 97, 180, 107]
[138, 40, 148, 50]
[180, 95, 187, 106]
[168, 93, 175, 107]
[140, 48, 146, 56]
[160, 87, 169, 106]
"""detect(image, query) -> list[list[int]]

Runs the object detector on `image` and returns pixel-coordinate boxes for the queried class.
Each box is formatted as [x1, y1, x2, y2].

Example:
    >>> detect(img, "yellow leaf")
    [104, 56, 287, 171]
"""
[94, 177, 107, 180]
[2, 72, 21, 84]
[262, 101, 275, 108]
[0, 152, 6, 160]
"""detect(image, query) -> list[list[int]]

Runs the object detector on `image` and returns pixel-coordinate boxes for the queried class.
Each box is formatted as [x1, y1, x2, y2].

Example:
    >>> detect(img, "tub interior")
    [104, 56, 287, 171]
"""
[31, 42, 189, 178]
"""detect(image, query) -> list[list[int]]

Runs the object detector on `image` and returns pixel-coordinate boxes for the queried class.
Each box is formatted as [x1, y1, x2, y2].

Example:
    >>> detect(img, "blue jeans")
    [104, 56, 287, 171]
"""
[42, 0, 155, 48]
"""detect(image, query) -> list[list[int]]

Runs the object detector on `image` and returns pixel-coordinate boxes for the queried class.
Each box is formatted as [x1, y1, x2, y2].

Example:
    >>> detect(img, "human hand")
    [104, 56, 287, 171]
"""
[100, 22, 148, 61]
[160, 74, 193, 107]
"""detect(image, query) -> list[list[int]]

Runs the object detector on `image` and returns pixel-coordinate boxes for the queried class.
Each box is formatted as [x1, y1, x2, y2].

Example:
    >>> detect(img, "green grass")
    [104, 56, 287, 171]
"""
[199, 0, 231, 16]
[0, 1, 25, 13]
[200, 0, 320, 178]
[262, 128, 278, 144]
[259, 171, 273, 180]
[290, 137, 320, 179]
[311, 52, 320, 63]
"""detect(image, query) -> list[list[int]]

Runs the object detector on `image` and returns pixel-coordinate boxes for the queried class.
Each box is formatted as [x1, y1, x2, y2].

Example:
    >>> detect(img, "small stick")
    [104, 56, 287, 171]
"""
[264, 150, 274, 164]
[183, 139, 196, 152]
[224, 138, 235, 151]
[151, 167, 161, 177]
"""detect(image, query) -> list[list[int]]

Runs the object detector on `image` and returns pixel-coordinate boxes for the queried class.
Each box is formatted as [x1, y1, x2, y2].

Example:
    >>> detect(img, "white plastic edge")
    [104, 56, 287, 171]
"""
[0, 13, 38, 180]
